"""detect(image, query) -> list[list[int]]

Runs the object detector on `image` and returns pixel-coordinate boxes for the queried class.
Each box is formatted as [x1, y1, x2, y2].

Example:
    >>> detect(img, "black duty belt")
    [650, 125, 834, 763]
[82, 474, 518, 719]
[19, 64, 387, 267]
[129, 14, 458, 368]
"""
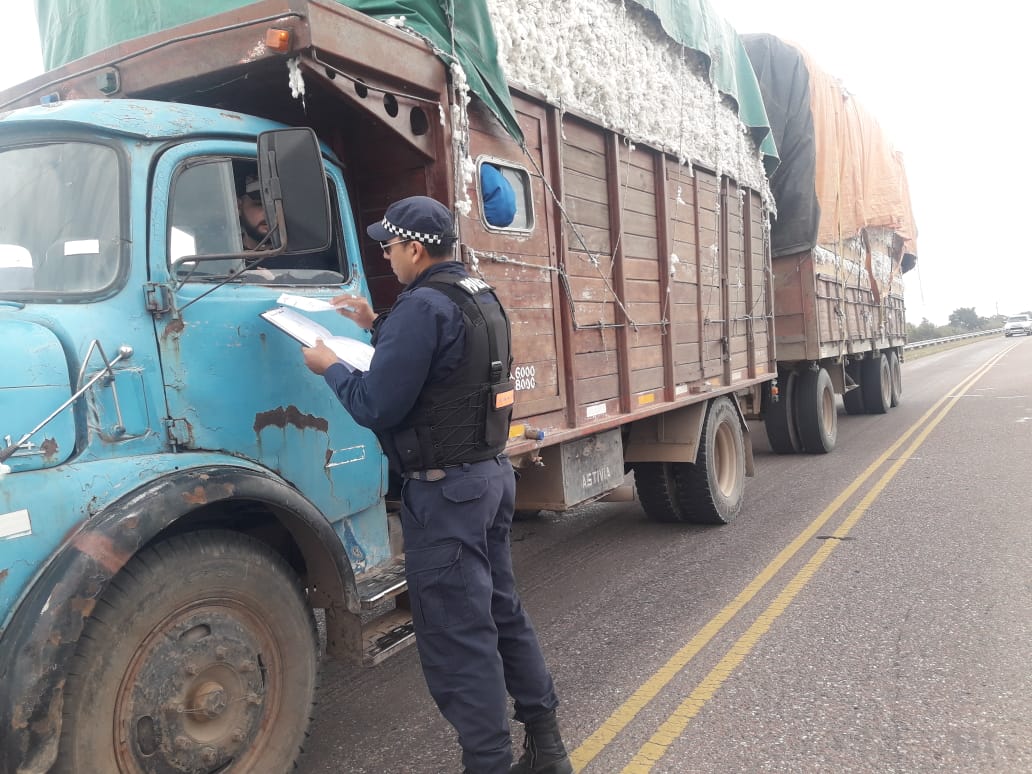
[402, 468, 447, 481]
[402, 456, 507, 481]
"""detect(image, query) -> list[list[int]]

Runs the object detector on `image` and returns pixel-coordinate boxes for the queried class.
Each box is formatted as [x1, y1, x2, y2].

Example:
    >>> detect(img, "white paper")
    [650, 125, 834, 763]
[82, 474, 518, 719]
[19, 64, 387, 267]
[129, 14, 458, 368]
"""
[261, 306, 374, 372]
[323, 337, 374, 372]
[261, 306, 332, 346]
[276, 292, 356, 313]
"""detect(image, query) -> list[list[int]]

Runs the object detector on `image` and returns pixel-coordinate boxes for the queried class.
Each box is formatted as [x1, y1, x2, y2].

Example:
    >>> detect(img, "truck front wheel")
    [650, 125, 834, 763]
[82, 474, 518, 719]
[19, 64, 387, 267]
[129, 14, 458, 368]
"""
[634, 396, 745, 525]
[56, 530, 318, 774]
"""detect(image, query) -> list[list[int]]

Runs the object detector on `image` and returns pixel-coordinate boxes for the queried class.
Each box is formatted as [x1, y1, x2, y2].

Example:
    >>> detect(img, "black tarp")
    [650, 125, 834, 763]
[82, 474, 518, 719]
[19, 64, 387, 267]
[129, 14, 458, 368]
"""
[741, 33, 819, 258]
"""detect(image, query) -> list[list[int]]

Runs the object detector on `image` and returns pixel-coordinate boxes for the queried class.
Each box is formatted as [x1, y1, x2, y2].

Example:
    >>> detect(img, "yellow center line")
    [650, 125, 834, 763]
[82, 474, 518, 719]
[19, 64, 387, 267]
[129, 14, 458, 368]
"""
[572, 346, 1014, 772]
[622, 350, 1005, 771]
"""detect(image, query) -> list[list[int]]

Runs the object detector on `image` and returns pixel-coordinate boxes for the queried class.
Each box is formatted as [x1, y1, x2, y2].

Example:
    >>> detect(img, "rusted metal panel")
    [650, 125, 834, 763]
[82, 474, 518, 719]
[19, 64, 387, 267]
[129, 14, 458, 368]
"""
[306, 0, 446, 96]
[0, 0, 310, 110]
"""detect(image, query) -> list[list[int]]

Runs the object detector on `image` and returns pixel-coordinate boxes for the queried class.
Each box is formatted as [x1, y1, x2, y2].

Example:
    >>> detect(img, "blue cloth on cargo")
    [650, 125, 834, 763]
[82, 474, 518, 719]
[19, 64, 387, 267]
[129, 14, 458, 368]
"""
[480, 164, 516, 228]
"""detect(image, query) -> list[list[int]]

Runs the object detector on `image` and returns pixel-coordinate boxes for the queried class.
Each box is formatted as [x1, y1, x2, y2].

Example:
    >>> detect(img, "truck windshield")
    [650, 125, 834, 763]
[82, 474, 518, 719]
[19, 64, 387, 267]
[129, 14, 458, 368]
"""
[0, 142, 122, 298]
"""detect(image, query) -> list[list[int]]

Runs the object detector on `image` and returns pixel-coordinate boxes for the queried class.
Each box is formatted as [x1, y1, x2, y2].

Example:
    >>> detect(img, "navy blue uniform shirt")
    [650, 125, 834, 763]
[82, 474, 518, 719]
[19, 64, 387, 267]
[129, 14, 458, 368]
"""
[323, 261, 470, 431]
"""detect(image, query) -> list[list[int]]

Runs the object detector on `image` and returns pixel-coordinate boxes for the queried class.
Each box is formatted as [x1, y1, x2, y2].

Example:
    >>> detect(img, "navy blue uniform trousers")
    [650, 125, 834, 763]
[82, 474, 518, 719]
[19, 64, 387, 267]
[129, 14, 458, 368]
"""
[401, 456, 559, 774]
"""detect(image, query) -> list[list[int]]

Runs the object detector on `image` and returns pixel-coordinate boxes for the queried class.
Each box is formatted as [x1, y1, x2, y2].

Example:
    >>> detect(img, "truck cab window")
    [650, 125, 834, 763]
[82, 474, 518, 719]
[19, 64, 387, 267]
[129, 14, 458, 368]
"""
[168, 158, 246, 279]
[0, 142, 123, 298]
[169, 157, 347, 285]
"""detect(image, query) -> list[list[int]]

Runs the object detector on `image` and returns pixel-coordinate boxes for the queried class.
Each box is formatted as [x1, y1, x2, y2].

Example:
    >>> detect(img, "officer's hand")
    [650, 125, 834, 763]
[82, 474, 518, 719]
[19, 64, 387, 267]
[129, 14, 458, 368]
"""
[302, 340, 341, 375]
[331, 294, 377, 331]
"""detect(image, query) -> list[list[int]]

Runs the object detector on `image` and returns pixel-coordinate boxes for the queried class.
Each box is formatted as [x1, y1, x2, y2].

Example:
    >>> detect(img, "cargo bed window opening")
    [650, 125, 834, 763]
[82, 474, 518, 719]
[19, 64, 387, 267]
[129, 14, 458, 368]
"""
[476, 157, 534, 233]
[168, 156, 347, 286]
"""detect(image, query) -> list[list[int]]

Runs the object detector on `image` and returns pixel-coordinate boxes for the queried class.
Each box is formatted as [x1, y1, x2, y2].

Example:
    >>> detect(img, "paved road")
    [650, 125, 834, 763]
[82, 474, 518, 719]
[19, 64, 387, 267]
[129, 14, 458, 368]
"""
[297, 336, 1032, 773]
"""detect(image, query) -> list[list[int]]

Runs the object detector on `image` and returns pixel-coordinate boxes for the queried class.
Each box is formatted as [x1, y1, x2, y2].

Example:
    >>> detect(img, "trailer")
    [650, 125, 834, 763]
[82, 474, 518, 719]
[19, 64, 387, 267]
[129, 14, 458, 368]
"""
[743, 33, 918, 454]
[0, 1, 777, 770]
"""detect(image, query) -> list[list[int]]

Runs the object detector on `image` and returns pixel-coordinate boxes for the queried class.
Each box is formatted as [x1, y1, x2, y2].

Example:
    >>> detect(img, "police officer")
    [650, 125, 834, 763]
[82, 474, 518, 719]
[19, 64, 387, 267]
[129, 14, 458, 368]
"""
[302, 196, 572, 774]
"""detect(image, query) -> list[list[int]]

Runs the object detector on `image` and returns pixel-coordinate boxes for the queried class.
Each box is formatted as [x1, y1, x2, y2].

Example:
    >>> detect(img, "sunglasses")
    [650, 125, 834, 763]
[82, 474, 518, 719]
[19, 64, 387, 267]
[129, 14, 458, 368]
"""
[243, 191, 262, 204]
[380, 238, 414, 253]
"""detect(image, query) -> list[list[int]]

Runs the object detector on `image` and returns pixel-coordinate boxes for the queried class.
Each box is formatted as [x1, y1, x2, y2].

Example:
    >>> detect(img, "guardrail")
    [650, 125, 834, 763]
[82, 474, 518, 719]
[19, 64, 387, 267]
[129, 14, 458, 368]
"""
[903, 328, 1003, 351]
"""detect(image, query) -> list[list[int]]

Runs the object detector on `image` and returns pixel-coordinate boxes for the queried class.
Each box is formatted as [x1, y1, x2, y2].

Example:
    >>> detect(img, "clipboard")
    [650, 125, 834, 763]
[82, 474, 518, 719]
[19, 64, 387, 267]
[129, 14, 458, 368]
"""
[261, 306, 375, 372]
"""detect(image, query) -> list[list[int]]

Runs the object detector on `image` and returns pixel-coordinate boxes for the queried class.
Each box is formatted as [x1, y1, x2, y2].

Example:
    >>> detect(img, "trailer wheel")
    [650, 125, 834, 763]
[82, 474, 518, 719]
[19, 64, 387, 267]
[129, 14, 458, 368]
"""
[888, 350, 902, 407]
[634, 397, 745, 525]
[795, 367, 837, 454]
[843, 361, 865, 416]
[513, 509, 543, 521]
[764, 369, 801, 454]
[56, 530, 318, 774]
[861, 354, 892, 414]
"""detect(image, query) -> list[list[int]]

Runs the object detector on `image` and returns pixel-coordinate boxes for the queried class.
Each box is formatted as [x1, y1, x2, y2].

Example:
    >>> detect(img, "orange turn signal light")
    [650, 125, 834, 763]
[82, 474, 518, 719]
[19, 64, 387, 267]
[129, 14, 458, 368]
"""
[266, 28, 292, 52]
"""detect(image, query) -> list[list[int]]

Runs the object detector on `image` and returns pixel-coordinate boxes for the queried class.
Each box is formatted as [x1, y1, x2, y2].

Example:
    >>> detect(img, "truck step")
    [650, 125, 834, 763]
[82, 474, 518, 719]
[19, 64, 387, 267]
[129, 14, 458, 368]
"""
[326, 559, 415, 667]
[361, 608, 416, 666]
[355, 559, 407, 609]
[326, 603, 416, 667]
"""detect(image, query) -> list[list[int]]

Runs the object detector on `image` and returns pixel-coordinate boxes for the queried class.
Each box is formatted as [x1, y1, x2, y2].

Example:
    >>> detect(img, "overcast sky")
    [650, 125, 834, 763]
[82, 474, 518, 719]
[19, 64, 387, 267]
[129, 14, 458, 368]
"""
[2, 2, 1028, 324]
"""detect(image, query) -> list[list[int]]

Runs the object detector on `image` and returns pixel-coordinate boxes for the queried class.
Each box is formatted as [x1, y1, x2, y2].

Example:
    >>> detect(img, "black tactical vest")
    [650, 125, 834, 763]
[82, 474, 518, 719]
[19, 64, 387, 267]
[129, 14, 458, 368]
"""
[383, 273, 514, 473]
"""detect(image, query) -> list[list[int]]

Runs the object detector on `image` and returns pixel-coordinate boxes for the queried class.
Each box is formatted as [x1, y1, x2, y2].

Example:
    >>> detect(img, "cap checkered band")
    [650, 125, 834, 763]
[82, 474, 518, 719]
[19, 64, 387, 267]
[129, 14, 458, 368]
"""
[381, 217, 446, 245]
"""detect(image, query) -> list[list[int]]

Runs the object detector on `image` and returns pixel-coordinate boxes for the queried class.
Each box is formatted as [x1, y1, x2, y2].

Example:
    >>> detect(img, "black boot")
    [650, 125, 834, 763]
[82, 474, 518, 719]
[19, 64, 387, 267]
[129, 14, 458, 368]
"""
[509, 710, 573, 774]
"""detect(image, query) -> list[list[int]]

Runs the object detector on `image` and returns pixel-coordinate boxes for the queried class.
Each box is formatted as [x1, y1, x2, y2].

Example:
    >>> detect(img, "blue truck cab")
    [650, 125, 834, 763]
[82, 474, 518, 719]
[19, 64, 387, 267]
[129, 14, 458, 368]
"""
[0, 98, 410, 772]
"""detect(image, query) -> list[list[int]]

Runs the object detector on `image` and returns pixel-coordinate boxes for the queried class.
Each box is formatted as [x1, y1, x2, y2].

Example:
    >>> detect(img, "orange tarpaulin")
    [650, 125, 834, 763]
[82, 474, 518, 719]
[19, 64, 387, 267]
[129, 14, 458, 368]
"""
[795, 44, 918, 255]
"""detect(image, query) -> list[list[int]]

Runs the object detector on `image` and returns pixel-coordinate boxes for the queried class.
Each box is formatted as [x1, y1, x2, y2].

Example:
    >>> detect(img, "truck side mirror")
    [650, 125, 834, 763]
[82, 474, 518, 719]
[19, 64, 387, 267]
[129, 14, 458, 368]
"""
[257, 128, 332, 254]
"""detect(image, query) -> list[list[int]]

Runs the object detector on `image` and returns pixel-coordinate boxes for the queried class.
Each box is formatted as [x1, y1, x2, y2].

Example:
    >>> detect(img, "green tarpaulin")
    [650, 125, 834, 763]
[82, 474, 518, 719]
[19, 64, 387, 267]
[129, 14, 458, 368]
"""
[36, 0, 774, 163]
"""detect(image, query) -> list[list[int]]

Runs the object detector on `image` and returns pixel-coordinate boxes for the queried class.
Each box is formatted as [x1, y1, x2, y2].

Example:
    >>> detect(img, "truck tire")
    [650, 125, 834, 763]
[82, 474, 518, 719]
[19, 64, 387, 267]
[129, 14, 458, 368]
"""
[843, 362, 865, 415]
[888, 350, 903, 407]
[861, 354, 891, 414]
[795, 367, 837, 454]
[513, 509, 543, 521]
[634, 396, 745, 525]
[56, 530, 318, 774]
[764, 369, 801, 454]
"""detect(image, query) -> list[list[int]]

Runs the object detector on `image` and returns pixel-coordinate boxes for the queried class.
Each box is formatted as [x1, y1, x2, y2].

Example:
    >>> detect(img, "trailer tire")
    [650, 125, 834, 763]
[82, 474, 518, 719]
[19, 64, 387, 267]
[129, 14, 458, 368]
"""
[861, 354, 892, 414]
[513, 509, 543, 521]
[888, 350, 903, 407]
[795, 367, 837, 454]
[56, 530, 318, 774]
[842, 361, 865, 415]
[764, 369, 801, 454]
[634, 397, 745, 525]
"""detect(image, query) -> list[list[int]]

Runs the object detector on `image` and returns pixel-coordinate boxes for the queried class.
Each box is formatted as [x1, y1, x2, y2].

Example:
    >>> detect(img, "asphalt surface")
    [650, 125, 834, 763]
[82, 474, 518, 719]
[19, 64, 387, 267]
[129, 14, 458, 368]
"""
[296, 336, 1032, 774]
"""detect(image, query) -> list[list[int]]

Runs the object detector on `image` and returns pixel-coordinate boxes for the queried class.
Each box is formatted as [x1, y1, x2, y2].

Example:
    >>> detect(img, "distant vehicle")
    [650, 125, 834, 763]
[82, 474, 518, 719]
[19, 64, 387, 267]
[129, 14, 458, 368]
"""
[1003, 314, 1032, 336]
